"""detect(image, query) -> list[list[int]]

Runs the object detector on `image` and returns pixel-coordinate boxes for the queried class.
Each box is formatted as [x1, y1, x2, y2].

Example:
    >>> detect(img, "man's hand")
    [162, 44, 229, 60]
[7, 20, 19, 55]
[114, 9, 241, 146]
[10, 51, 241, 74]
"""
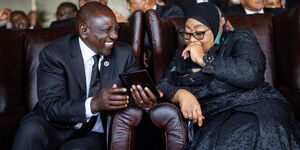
[173, 89, 204, 127]
[181, 43, 206, 67]
[90, 84, 129, 113]
[130, 85, 163, 108]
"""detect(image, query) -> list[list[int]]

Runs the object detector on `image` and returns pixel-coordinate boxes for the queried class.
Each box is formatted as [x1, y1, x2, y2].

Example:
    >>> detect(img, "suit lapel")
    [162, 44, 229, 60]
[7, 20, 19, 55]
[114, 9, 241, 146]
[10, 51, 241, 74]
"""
[69, 36, 86, 94]
[100, 55, 114, 89]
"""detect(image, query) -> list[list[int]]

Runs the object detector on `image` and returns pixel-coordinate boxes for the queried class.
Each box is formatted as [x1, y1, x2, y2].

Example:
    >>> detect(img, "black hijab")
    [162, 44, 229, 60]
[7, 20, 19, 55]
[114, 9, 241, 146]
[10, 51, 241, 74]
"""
[186, 2, 221, 39]
[170, 2, 223, 87]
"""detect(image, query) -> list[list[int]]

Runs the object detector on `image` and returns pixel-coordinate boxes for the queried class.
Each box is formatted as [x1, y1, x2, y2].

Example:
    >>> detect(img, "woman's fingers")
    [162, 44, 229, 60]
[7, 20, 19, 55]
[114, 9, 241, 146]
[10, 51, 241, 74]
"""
[181, 109, 189, 119]
[181, 48, 191, 59]
[144, 87, 156, 104]
[131, 85, 143, 105]
[158, 90, 164, 98]
[197, 109, 204, 127]
[192, 106, 198, 123]
[136, 85, 152, 105]
[181, 104, 205, 126]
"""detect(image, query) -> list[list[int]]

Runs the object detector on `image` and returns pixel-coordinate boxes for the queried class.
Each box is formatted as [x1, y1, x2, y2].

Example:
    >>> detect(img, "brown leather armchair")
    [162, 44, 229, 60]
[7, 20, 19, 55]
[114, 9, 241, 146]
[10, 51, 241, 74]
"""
[0, 10, 145, 150]
[273, 5, 300, 119]
[144, 4, 300, 150]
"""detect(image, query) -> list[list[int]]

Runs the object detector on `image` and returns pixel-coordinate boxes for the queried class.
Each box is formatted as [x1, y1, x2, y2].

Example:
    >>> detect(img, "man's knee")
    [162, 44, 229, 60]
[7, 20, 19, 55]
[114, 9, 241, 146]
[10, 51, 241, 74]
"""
[16, 115, 48, 139]
[12, 114, 51, 150]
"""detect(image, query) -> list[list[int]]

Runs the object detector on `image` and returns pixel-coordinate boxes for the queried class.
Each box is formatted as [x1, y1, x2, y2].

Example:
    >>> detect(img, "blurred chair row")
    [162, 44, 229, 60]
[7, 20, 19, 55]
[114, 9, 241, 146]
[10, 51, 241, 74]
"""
[0, 4, 300, 150]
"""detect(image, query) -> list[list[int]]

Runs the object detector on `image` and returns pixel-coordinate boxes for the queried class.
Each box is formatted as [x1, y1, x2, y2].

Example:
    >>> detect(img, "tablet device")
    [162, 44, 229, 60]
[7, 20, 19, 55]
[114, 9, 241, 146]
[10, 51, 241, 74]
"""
[119, 70, 160, 98]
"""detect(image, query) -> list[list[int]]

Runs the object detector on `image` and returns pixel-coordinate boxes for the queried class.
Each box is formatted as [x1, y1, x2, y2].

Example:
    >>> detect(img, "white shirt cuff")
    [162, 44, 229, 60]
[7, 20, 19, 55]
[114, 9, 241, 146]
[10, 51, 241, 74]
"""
[85, 97, 99, 119]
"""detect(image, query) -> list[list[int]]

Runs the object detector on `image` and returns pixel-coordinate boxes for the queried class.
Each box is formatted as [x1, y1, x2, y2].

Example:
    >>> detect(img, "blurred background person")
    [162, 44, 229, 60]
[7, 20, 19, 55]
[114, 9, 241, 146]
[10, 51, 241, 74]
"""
[0, 8, 13, 30]
[224, 0, 286, 16]
[126, 0, 185, 68]
[126, 0, 184, 19]
[10, 10, 30, 30]
[79, 0, 128, 23]
[50, 2, 78, 28]
[28, 11, 41, 29]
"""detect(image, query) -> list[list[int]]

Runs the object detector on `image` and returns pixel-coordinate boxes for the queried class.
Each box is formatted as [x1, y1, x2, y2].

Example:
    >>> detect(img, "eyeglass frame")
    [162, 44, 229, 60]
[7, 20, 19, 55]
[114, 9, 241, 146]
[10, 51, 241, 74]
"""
[179, 30, 209, 40]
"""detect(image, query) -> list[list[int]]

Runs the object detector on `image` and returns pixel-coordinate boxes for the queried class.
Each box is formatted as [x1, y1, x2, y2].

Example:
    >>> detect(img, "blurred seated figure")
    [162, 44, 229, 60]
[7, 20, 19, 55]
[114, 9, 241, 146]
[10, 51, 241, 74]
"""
[126, 0, 184, 19]
[50, 2, 78, 28]
[127, 0, 185, 68]
[224, 0, 286, 16]
[79, 0, 128, 23]
[0, 8, 13, 30]
[28, 11, 41, 29]
[10, 11, 30, 30]
[56, 2, 78, 21]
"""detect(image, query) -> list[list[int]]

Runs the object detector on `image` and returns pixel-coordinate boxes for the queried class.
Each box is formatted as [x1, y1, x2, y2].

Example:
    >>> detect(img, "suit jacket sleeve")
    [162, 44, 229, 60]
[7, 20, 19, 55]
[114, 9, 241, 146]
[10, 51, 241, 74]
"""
[37, 48, 86, 128]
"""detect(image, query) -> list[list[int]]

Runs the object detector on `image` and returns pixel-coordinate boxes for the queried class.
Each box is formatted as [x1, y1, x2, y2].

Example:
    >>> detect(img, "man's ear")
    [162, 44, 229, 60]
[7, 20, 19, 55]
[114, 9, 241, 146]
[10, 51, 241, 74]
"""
[79, 23, 88, 39]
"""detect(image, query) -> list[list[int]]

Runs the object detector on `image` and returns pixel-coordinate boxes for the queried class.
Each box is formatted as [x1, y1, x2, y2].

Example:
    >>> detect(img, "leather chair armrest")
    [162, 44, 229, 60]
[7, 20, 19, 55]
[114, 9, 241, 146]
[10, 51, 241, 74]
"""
[109, 106, 143, 150]
[149, 102, 188, 150]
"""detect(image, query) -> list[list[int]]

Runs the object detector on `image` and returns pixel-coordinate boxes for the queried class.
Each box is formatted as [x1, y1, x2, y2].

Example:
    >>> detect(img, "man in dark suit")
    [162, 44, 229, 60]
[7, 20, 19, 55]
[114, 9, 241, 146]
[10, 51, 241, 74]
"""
[224, 0, 286, 16]
[13, 2, 159, 150]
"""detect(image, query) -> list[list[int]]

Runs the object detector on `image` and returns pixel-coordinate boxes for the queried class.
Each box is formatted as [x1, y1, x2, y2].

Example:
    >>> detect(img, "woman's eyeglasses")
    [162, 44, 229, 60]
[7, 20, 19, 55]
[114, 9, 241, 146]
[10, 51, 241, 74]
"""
[179, 30, 208, 40]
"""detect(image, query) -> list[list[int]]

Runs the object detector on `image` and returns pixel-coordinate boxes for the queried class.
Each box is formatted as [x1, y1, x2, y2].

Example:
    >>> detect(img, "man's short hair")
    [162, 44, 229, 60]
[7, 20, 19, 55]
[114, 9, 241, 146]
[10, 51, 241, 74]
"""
[76, 2, 113, 28]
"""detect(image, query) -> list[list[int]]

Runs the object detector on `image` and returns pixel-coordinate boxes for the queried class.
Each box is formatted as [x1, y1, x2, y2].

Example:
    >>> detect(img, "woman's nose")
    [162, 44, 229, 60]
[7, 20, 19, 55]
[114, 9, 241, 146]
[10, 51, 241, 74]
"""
[189, 35, 199, 43]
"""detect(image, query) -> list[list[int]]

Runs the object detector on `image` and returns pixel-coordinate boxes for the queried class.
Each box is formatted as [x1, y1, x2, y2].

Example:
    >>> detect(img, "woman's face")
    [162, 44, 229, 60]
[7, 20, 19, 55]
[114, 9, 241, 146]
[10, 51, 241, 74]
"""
[184, 18, 214, 53]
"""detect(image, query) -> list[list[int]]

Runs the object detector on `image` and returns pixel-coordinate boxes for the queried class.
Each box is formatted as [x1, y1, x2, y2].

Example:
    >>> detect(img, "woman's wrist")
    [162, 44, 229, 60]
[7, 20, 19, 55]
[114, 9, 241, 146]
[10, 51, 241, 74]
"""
[172, 89, 187, 104]
[197, 54, 206, 67]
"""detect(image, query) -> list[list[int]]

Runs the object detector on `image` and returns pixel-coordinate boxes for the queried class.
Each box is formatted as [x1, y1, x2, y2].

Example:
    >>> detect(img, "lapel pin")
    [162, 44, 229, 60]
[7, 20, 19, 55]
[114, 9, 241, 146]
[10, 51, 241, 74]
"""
[104, 61, 109, 67]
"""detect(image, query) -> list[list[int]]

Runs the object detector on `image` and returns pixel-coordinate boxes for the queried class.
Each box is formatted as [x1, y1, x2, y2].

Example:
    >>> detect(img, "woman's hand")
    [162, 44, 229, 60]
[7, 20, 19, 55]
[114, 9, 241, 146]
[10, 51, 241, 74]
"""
[181, 43, 206, 67]
[130, 85, 163, 108]
[172, 89, 204, 127]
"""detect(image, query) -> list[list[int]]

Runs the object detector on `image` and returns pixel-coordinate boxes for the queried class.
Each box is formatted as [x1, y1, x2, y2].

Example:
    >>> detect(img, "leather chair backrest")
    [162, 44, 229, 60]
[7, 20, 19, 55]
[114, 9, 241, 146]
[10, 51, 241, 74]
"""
[145, 9, 179, 84]
[24, 27, 76, 110]
[274, 5, 300, 92]
[25, 10, 145, 110]
[146, 10, 277, 86]
[227, 14, 277, 86]
[0, 30, 25, 113]
[119, 10, 145, 69]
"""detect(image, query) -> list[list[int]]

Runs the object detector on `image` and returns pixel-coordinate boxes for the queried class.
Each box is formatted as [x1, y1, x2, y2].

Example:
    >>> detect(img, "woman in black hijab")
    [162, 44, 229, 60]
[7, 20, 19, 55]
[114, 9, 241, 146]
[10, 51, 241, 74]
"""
[157, 2, 300, 149]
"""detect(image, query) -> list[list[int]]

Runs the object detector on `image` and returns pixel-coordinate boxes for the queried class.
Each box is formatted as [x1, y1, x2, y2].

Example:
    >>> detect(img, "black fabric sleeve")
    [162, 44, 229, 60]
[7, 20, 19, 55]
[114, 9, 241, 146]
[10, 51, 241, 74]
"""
[202, 30, 266, 89]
